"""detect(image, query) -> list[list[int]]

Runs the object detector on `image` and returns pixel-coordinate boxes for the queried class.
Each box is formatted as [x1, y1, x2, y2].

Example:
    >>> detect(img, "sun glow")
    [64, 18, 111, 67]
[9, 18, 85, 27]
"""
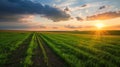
[95, 23, 104, 29]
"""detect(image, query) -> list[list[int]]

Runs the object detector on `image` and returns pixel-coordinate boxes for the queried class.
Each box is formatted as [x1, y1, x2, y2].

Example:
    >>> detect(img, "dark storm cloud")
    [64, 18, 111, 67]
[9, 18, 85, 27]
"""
[0, 0, 71, 22]
[0, 25, 29, 30]
[0, 15, 20, 22]
[0, 14, 35, 23]
[86, 11, 120, 21]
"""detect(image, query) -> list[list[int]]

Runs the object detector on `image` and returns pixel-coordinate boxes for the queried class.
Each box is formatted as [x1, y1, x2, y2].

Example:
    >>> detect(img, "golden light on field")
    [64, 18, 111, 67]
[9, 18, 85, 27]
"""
[94, 22, 106, 38]
[95, 23, 105, 29]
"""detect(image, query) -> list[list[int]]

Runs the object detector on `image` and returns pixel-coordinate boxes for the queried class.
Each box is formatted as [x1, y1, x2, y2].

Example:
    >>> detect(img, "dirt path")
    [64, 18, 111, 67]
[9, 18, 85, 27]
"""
[32, 33, 67, 67]
[2, 34, 33, 67]
[32, 34, 47, 67]
[38, 34, 67, 67]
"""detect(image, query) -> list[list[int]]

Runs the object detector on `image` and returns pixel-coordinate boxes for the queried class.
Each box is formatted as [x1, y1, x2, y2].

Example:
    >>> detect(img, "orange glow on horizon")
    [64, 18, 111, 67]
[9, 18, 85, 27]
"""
[95, 23, 105, 30]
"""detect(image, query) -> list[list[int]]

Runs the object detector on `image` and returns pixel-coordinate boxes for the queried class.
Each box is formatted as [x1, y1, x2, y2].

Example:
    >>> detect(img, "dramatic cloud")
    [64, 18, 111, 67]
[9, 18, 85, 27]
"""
[81, 4, 87, 7]
[64, 7, 70, 12]
[0, 14, 34, 23]
[106, 25, 120, 29]
[0, 15, 22, 22]
[64, 25, 95, 30]
[86, 11, 120, 21]
[71, 4, 89, 11]
[52, 27, 58, 29]
[65, 25, 82, 29]
[0, 0, 71, 22]
[76, 17, 84, 21]
[99, 5, 111, 10]
[103, 25, 120, 30]
[99, 6, 106, 10]
[39, 25, 46, 29]
[0, 25, 30, 30]
[19, 15, 35, 23]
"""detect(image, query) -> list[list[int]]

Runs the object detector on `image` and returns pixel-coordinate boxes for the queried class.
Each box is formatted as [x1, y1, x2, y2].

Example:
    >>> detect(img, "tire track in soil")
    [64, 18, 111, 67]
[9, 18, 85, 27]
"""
[2, 34, 33, 67]
[32, 33, 67, 67]
[39, 34, 67, 67]
[31, 34, 47, 67]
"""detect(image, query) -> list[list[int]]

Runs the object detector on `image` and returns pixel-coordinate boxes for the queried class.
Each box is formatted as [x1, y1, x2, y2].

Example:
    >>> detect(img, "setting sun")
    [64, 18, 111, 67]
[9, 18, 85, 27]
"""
[95, 23, 105, 29]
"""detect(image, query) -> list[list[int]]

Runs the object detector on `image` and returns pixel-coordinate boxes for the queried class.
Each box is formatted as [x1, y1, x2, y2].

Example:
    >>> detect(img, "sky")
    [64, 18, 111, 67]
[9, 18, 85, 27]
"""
[0, 0, 120, 31]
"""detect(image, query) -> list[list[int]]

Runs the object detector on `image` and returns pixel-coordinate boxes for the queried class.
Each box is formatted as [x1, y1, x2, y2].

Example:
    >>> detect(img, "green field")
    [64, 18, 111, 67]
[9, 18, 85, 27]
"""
[0, 31, 120, 67]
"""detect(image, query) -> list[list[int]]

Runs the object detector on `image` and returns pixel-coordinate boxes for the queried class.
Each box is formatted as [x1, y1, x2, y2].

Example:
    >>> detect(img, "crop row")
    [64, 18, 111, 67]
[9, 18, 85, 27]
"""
[40, 33, 120, 67]
[0, 32, 31, 65]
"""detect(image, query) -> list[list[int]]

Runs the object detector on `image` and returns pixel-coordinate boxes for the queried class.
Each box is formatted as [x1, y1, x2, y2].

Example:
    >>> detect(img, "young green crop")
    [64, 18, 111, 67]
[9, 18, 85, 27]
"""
[0, 32, 30, 65]
[0, 31, 119, 67]
[24, 33, 37, 67]
[40, 32, 120, 67]
[24, 33, 49, 67]
[37, 34, 49, 66]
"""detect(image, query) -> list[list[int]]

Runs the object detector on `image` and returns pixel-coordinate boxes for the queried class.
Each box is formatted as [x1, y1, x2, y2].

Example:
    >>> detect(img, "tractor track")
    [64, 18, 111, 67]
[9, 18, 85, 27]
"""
[31, 33, 47, 67]
[38, 33, 67, 67]
[32, 33, 67, 67]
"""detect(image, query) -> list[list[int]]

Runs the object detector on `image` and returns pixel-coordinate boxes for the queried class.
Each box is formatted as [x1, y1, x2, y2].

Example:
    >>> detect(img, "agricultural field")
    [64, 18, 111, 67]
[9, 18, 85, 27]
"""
[0, 31, 120, 67]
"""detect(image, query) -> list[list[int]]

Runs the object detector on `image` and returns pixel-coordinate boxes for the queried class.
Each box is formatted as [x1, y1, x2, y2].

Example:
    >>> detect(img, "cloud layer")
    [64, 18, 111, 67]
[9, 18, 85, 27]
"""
[86, 11, 120, 21]
[0, 0, 71, 22]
